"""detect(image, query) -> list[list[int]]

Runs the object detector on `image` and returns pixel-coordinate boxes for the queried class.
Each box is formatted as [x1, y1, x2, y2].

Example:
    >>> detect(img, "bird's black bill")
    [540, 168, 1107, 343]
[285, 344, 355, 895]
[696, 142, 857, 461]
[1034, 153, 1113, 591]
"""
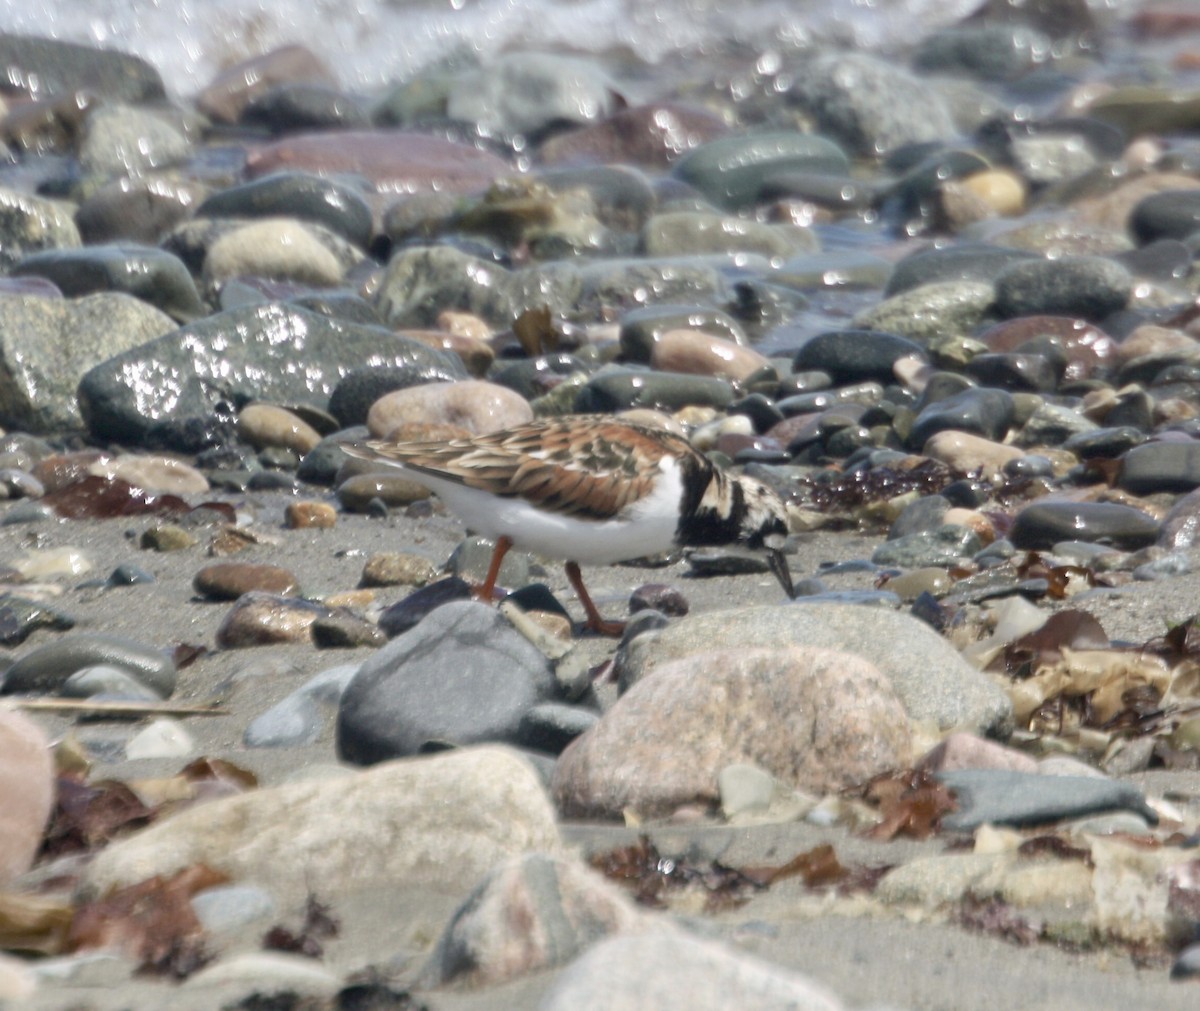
[768, 547, 795, 600]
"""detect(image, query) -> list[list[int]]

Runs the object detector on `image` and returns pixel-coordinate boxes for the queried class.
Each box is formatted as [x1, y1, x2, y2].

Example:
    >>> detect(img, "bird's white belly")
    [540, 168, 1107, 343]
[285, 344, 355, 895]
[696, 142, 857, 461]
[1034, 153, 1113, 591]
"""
[410, 463, 683, 565]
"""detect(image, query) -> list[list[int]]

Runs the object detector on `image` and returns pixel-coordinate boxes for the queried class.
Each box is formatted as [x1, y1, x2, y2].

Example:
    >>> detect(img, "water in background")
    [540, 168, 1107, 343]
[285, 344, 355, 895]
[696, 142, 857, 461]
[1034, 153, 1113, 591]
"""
[0, 0, 985, 97]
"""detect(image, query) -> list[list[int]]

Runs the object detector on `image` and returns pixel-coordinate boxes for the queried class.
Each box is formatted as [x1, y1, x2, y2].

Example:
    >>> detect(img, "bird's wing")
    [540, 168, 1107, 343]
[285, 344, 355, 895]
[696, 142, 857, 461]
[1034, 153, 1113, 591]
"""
[344, 417, 694, 521]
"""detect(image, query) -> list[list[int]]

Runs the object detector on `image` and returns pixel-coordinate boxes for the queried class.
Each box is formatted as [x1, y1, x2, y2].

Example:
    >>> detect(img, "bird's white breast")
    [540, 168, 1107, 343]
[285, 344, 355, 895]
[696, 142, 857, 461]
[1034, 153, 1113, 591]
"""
[404, 456, 685, 565]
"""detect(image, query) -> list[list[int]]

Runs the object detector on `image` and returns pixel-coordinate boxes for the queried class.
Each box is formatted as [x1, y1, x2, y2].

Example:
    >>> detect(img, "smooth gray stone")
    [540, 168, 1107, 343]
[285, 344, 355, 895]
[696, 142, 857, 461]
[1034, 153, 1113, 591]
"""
[791, 329, 927, 384]
[615, 603, 1012, 737]
[888, 495, 950, 540]
[619, 304, 746, 362]
[994, 255, 1132, 321]
[517, 702, 599, 754]
[79, 104, 191, 179]
[244, 693, 323, 748]
[965, 353, 1057, 393]
[915, 24, 1054, 81]
[0, 594, 75, 647]
[336, 601, 557, 764]
[1131, 189, 1200, 244]
[1159, 486, 1200, 549]
[491, 354, 586, 400]
[1010, 501, 1160, 551]
[1119, 441, 1200, 494]
[909, 388, 1014, 448]
[788, 53, 956, 156]
[872, 526, 982, 568]
[775, 250, 892, 290]
[196, 172, 373, 249]
[673, 131, 849, 209]
[2, 632, 175, 696]
[575, 370, 734, 413]
[11, 245, 207, 322]
[885, 243, 1037, 297]
[938, 769, 1158, 832]
[191, 885, 277, 934]
[0, 33, 164, 102]
[62, 665, 162, 702]
[77, 302, 466, 444]
[296, 663, 360, 704]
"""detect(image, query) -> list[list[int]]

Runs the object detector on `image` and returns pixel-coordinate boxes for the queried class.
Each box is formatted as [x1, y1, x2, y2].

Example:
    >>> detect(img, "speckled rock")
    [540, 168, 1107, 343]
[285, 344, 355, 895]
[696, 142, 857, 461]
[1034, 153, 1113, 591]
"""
[553, 647, 912, 818]
[0, 706, 53, 883]
[77, 302, 465, 445]
[366, 380, 533, 437]
[82, 746, 564, 904]
[615, 604, 1012, 737]
[0, 293, 174, 434]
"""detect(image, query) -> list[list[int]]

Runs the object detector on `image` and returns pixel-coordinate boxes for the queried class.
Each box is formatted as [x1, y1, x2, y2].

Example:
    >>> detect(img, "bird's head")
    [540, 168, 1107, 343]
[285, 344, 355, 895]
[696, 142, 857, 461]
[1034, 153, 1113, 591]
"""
[734, 476, 795, 599]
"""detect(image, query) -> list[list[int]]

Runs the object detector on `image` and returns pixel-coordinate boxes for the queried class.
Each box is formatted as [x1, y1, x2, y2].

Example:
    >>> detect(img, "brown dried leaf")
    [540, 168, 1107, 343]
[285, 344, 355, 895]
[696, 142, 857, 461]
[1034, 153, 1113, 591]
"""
[40, 776, 156, 859]
[0, 891, 73, 955]
[68, 864, 227, 978]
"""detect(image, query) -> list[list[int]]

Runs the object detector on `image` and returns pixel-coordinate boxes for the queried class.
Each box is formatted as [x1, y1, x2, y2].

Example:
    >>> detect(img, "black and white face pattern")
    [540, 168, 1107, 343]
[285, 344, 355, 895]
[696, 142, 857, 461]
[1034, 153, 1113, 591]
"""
[675, 463, 787, 548]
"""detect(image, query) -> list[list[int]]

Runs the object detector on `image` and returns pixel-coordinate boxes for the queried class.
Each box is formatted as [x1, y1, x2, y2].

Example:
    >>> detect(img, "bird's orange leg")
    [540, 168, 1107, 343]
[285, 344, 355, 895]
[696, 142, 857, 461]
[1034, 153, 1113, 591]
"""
[475, 535, 514, 602]
[565, 561, 625, 637]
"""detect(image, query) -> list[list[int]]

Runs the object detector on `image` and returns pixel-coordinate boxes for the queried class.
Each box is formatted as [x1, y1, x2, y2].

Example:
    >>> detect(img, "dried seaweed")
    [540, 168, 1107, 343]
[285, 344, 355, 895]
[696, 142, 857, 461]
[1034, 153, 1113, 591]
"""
[862, 769, 958, 840]
[263, 895, 340, 959]
[793, 459, 955, 512]
[590, 836, 886, 912]
[956, 896, 1042, 946]
[39, 775, 157, 859]
[68, 864, 227, 978]
[588, 835, 762, 911]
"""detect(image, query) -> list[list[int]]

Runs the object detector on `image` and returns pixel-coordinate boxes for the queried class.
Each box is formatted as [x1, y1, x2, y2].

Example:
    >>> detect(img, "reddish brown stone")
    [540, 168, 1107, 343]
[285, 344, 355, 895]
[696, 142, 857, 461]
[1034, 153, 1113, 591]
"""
[197, 45, 334, 124]
[245, 131, 510, 195]
[538, 103, 729, 169]
[975, 316, 1116, 381]
[193, 562, 301, 601]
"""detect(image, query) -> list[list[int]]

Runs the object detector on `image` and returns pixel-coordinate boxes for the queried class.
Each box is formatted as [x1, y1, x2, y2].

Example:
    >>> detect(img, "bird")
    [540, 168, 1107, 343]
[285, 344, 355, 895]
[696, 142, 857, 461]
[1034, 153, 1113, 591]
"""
[340, 414, 795, 635]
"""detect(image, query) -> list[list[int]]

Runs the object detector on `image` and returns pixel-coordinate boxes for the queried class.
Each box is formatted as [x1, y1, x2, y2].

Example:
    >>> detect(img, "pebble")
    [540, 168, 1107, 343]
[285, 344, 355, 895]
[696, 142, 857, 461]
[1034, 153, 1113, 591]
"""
[284, 500, 337, 529]
[1009, 501, 1160, 551]
[244, 693, 323, 748]
[554, 646, 911, 818]
[193, 562, 302, 601]
[336, 601, 557, 763]
[214, 592, 334, 648]
[84, 746, 564, 904]
[366, 379, 533, 438]
[542, 932, 843, 1011]
[0, 706, 53, 883]
[938, 769, 1158, 832]
[360, 552, 439, 588]
[2, 632, 176, 697]
[616, 604, 1012, 737]
[124, 718, 195, 760]
[418, 853, 657, 988]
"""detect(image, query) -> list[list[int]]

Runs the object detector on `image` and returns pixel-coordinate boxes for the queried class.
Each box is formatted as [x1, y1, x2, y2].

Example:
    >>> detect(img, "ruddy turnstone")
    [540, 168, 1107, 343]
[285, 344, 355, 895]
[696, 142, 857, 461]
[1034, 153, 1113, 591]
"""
[342, 414, 794, 635]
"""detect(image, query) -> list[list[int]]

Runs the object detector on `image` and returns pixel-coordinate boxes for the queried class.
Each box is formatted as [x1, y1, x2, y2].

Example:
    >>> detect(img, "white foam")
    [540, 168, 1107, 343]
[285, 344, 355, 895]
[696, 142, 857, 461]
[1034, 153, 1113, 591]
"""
[0, 0, 983, 99]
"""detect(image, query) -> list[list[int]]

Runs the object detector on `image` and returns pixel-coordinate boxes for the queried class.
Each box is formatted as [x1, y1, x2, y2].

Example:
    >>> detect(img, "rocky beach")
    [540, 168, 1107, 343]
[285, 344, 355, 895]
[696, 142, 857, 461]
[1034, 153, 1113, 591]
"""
[4, 0, 1200, 1008]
